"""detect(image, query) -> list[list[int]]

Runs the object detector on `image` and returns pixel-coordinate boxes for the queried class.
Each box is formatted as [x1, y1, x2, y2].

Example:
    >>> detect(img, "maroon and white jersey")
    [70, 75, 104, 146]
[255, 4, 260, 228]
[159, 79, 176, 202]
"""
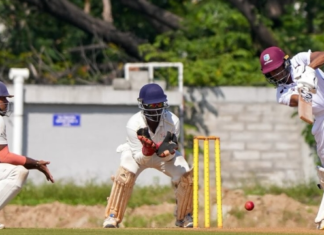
[276, 50, 324, 118]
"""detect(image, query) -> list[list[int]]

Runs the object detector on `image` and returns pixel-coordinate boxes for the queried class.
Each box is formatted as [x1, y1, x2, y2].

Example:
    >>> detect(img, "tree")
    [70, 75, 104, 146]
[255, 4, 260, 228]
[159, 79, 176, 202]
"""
[1, 0, 323, 87]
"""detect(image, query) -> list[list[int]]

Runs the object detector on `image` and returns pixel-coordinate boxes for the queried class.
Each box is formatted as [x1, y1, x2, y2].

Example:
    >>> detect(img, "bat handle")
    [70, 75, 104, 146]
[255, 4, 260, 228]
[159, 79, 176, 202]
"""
[299, 86, 313, 103]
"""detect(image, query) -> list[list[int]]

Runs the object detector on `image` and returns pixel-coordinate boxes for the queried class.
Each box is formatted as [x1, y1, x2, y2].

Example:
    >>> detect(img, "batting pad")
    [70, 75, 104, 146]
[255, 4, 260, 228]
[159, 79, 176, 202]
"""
[317, 166, 324, 191]
[175, 169, 193, 221]
[315, 192, 324, 224]
[104, 167, 136, 223]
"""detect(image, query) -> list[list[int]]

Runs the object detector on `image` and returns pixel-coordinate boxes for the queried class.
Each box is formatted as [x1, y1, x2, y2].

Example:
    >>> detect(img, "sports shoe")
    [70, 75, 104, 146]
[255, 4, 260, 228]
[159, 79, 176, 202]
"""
[316, 220, 324, 230]
[0, 223, 5, 229]
[103, 215, 118, 228]
[175, 213, 193, 228]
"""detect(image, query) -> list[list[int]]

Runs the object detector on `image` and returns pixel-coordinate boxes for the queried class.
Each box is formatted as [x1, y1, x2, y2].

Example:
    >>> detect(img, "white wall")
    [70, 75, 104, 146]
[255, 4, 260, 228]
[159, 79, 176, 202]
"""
[4, 85, 317, 188]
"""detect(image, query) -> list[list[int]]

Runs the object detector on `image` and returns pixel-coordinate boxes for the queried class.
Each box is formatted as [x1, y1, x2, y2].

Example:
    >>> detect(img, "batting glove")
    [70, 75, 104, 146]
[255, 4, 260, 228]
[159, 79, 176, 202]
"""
[294, 65, 306, 80]
[137, 127, 157, 156]
[156, 131, 178, 158]
[296, 66, 317, 94]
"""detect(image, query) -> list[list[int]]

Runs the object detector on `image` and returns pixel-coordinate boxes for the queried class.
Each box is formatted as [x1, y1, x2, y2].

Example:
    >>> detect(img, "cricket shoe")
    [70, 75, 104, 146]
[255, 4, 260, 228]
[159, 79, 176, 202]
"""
[0, 223, 4, 229]
[316, 220, 324, 230]
[103, 215, 119, 228]
[175, 213, 193, 228]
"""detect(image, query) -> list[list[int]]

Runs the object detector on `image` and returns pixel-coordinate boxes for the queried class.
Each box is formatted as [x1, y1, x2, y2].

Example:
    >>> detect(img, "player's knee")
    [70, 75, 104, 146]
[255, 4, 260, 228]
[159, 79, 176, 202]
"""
[171, 170, 188, 185]
[120, 151, 139, 174]
[15, 165, 29, 184]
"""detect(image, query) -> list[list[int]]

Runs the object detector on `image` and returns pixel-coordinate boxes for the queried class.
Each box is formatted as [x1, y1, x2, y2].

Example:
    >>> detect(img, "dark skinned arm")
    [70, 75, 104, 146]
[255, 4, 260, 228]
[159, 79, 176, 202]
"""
[309, 52, 324, 69]
[24, 157, 55, 183]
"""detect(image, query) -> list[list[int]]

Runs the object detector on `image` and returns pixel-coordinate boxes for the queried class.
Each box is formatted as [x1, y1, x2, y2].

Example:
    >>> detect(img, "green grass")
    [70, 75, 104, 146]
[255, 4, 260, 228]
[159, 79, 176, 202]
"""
[11, 180, 175, 207]
[7, 180, 323, 230]
[0, 228, 319, 235]
[241, 181, 322, 205]
[11, 180, 322, 207]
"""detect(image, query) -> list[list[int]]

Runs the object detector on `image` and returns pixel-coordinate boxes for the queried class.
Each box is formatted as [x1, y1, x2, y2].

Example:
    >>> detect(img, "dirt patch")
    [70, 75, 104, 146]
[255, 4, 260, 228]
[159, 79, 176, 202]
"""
[0, 189, 320, 231]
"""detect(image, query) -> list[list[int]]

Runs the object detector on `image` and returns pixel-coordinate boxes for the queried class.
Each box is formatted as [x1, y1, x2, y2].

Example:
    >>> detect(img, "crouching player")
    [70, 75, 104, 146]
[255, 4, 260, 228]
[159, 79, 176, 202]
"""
[0, 81, 54, 229]
[103, 83, 193, 228]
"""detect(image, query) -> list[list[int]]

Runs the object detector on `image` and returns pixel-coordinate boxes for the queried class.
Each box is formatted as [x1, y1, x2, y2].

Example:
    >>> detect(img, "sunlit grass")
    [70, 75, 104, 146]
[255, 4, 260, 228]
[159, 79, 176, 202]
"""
[11, 180, 321, 207]
[11, 180, 174, 207]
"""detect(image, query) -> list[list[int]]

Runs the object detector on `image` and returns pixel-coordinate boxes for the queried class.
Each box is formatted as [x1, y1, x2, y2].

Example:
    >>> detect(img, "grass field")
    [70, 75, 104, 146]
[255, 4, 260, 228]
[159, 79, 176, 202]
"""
[0, 228, 323, 235]
[3, 181, 323, 234]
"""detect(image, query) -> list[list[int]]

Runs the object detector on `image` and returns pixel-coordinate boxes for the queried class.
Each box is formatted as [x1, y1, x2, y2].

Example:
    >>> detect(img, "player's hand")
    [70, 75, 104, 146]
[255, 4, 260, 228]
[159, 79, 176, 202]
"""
[296, 66, 317, 94]
[36, 160, 55, 183]
[294, 65, 306, 80]
[156, 131, 178, 158]
[298, 86, 313, 103]
[137, 127, 156, 156]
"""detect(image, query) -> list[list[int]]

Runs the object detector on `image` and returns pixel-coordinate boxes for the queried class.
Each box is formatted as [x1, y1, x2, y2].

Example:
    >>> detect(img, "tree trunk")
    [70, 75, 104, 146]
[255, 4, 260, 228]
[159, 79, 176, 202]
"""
[119, 0, 182, 30]
[102, 0, 113, 23]
[84, 0, 90, 14]
[21, 0, 145, 59]
[228, 0, 278, 48]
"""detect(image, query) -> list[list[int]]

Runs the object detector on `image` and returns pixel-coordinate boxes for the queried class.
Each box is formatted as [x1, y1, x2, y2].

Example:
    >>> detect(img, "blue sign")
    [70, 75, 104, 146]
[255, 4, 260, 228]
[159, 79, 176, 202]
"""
[53, 114, 81, 127]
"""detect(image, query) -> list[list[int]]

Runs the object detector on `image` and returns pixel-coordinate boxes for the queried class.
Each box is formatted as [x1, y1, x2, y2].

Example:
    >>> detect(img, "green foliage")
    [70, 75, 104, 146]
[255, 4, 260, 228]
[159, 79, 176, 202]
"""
[275, 1, 324, 54]
[1, 0, 323, 88]
[140, 0, 264, 87]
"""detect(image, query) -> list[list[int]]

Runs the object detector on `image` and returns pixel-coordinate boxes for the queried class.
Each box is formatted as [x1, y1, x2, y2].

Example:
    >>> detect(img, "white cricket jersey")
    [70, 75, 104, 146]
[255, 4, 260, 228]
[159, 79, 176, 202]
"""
[0, 116, 8, 145]
[119, 110, 180, 162]
[276, 50, 324, 118]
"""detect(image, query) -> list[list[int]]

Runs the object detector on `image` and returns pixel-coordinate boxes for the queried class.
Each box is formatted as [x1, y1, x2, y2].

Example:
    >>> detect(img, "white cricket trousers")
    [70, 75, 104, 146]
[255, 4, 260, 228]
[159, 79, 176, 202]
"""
[0, 164, 28, 210]
[312, 114, 324, 224]
[313, 114, 324, 165]
[119, 150, 190, 184]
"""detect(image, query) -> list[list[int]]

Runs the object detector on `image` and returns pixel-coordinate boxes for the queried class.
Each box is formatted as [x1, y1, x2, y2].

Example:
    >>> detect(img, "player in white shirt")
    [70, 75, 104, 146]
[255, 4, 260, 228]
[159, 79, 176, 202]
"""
[0, 81, 54, 229]
[103, 83, 193, 228]
[259, 46, 324, 229]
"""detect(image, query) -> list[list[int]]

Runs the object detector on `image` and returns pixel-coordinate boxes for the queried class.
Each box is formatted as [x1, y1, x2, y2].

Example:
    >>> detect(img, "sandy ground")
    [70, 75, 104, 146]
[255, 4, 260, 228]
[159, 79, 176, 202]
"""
[0, 188, 321, 233]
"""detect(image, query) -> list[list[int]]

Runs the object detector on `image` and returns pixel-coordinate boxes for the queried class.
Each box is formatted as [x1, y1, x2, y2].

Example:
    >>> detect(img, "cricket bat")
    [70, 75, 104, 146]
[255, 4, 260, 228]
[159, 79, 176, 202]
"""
[298, 87, 313, 124]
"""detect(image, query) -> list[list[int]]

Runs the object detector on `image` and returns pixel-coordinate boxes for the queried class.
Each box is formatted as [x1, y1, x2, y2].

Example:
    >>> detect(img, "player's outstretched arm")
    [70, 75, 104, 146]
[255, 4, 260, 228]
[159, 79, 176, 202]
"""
[24, 157, 55, 183]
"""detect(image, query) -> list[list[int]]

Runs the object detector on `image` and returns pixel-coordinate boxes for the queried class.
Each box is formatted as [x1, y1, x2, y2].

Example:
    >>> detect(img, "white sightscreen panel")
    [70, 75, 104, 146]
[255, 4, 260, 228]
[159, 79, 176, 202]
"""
[6, 104, 171, 186]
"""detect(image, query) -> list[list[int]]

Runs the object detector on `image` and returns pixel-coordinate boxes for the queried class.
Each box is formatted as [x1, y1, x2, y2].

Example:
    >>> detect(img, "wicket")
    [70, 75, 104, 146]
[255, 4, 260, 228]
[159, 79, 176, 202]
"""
[193, 136, 223, 228]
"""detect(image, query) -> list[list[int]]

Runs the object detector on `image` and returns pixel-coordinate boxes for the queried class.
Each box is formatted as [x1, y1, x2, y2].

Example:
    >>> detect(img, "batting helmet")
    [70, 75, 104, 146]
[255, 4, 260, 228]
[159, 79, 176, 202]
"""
[138, 83, 168, 122]
[0, 82, 13, 116]
[0, 82, 13, 97]
[259, 47, 291, 87]
[138, 83, 167, 104]
[260, 47, 286, 74]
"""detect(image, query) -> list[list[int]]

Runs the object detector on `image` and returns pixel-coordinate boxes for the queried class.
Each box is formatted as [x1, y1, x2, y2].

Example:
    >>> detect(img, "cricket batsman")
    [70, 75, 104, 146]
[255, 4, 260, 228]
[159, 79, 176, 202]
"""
[103, 83, 193, 228]
[259, 46, 324, 229]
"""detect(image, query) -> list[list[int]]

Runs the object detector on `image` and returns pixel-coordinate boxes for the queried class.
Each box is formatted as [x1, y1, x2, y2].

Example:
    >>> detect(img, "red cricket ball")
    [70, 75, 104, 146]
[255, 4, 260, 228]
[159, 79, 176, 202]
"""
[245, 201, 254, 211]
